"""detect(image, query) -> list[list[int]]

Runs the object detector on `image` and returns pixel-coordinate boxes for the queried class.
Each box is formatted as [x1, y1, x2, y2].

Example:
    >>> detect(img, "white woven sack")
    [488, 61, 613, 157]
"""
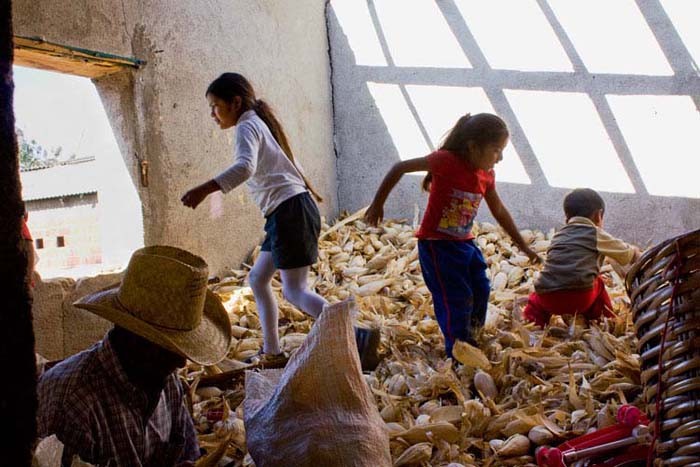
[244, 299, 391, 467]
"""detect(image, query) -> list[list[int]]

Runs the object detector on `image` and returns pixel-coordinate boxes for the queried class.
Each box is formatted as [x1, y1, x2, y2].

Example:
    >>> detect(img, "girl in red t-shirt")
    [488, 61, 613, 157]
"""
[365, 113, 539, 359]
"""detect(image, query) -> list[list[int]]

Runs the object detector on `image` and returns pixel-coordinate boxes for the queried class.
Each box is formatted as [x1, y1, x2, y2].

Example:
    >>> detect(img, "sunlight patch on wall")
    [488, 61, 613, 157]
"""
[505, 89, 635, 193]
[367, 82, 431, 161]
[660, 0, 700, 68]
[454, 0, 573, 72]
[405, 84, 531, 184]
[607, 95, 700, 198]
[548, 0, 673, 76]
[373, 0, 471, 68]
[330, 0, 387, 66]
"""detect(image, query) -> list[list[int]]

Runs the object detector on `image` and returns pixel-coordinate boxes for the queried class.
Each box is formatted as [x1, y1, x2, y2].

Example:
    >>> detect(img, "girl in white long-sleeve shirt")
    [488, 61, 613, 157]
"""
[181, 73, 325, 365]
[182, 73, 378, 368]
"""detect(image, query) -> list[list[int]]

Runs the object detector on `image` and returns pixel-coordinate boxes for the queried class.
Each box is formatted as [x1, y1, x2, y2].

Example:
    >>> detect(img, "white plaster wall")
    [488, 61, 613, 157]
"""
[328, 0, 700, 245]
[13, 0, 337, 275]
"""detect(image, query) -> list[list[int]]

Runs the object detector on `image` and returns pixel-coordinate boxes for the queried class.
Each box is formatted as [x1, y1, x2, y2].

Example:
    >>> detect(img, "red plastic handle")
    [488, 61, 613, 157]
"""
[536, 446, 565, 467]
[617, 405, 643, 427]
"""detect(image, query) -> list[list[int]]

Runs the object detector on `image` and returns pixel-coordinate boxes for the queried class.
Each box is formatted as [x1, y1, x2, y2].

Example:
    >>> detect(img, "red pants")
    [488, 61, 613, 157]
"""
[523, 276, 614, 327]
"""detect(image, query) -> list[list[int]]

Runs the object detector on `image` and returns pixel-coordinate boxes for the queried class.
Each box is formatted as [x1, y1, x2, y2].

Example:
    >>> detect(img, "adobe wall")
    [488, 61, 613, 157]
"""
[13, 0, 337, 276]
[13, 0, 337, 357]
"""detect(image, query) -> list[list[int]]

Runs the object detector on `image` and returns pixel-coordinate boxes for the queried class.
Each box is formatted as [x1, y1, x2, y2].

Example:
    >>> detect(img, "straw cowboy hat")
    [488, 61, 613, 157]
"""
[74, 245, 232, 366]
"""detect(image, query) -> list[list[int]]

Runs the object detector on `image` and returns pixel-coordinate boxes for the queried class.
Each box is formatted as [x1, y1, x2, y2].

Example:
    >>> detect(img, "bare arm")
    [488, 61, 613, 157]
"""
[365, 157, 430, 225]
[484, 188, 541, 263]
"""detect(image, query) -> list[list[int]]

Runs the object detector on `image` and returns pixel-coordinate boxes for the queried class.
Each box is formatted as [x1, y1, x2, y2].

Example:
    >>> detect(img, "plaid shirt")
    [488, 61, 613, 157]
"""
[37, 334, 200, 466]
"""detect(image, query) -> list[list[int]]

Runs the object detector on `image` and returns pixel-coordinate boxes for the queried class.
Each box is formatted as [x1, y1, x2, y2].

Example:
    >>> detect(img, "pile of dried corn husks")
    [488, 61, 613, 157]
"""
[185, 213, 642, 467]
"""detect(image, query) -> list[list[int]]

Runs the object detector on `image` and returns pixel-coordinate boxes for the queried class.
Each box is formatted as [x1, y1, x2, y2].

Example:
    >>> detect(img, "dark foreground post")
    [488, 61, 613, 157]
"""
[0, 1, 38, 465]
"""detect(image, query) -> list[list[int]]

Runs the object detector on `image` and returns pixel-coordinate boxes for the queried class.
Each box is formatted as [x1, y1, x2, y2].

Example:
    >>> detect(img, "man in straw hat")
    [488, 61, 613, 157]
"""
[36, 246, 232, 466]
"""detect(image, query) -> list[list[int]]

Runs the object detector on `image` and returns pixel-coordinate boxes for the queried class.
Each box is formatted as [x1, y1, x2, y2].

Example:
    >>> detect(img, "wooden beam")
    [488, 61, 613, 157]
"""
[13, 36, 144, 78]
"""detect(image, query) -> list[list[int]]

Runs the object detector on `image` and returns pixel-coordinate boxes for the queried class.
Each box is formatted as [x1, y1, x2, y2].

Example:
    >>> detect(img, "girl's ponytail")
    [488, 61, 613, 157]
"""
[252, 99, 324, 203]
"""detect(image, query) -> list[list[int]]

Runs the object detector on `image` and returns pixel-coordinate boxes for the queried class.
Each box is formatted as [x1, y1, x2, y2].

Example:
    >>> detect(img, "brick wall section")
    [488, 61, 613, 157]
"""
[26, 193, 102, 275]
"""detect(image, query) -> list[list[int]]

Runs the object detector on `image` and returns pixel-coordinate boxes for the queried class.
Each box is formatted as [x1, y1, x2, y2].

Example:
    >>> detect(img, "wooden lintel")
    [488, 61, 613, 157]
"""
[13, 36, 144, 79]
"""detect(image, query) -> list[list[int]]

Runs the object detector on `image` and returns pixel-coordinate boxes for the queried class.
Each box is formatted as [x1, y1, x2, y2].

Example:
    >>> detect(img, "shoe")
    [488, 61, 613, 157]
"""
[354, 327, 381, 372]
[244, 350, 289, 368]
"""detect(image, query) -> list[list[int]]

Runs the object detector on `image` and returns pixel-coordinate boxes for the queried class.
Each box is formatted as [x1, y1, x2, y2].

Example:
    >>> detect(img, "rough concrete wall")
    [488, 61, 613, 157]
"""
[14, 0, 337, 275]
[328, 0, 700, 245]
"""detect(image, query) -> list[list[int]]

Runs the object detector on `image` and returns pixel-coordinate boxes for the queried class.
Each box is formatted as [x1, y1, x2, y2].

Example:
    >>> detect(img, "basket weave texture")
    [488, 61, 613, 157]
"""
[626, 228, 700, 465]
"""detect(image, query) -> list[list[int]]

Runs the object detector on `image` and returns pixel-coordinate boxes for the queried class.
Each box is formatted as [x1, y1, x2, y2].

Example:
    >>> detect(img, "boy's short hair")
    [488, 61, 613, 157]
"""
[563, 188, 605, 220]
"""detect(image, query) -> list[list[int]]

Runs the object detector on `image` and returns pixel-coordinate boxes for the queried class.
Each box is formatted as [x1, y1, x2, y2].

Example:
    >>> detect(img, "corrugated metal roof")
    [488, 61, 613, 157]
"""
[21, 158, 99, 201]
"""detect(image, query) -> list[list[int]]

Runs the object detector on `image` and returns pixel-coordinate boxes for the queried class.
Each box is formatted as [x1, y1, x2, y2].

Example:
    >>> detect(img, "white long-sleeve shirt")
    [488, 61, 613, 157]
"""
[214, 110, 308, 216]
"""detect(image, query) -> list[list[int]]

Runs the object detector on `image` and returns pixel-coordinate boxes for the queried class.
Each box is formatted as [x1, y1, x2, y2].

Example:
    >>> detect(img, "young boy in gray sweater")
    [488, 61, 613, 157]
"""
[524, 188, 640, 326]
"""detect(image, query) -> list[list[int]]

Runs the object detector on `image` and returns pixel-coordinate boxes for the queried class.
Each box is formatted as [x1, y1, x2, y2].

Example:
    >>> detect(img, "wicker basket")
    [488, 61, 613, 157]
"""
[626, 228, 700, 466]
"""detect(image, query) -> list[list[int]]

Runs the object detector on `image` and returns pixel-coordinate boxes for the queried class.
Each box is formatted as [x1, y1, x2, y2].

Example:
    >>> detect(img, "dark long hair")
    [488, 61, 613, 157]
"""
[206, 73, 323, 202]
[422, 113, 508, 191]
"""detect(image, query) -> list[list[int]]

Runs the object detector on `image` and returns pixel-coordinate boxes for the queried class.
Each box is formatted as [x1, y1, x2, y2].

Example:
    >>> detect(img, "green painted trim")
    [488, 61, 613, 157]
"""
[15, 35, 145, 67]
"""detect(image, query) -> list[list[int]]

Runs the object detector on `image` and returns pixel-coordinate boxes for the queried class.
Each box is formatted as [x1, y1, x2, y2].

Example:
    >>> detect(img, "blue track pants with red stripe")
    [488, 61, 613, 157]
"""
[418, 239, 490, 358]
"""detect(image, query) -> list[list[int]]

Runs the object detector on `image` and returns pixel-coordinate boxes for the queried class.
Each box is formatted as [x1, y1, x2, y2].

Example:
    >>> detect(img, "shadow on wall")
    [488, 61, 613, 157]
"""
[328, 0, 700, 245]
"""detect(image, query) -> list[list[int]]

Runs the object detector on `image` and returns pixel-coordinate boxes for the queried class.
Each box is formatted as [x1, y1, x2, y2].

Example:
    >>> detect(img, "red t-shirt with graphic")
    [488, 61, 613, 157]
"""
[415, 150, 495, 241]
